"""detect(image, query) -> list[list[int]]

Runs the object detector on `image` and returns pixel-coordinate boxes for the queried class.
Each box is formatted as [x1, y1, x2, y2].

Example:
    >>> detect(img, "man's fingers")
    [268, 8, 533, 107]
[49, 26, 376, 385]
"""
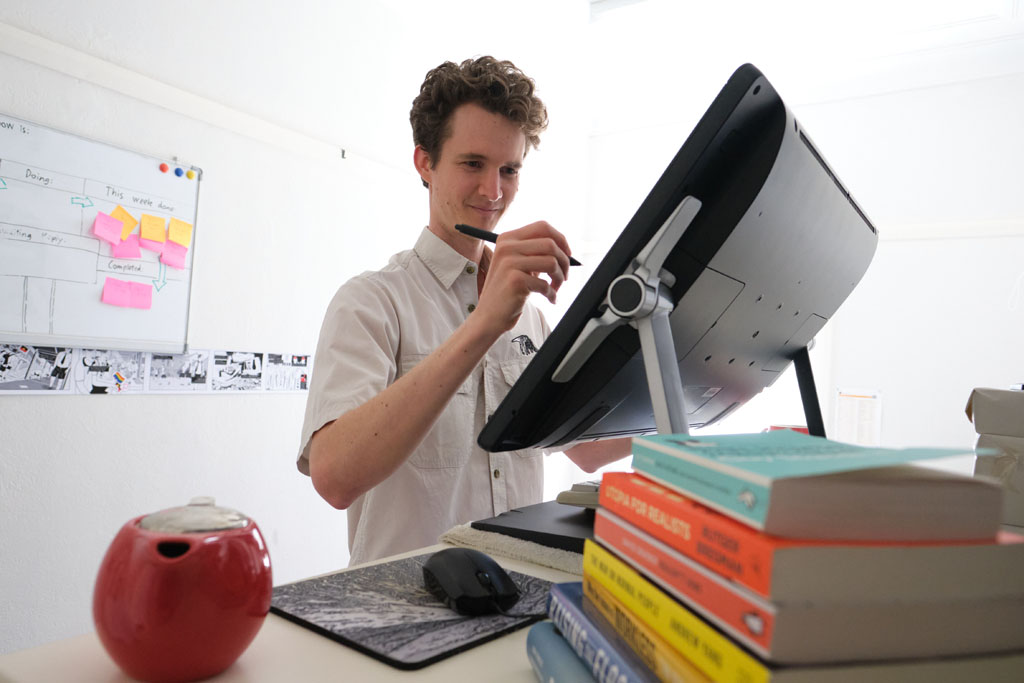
[495, 253, 566, 291]
[496, 222, 574, 267]
[493, 237, 570, 283]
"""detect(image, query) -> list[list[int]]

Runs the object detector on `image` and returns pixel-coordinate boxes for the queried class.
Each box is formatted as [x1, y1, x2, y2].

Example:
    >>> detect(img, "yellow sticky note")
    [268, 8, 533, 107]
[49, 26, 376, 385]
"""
[111, 205, 138, 241]
[140, 214, 166, 243]
[168, 218, 194, 248]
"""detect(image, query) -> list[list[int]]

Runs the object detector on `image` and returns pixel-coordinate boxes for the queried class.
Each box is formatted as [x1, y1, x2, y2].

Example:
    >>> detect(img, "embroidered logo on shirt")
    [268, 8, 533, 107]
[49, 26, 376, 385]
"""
[511, 335, 538, 356]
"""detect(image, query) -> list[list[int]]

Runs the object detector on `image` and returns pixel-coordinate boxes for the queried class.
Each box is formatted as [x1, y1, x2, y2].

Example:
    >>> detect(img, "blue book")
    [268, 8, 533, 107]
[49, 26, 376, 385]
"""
[526, 621, 595, 683]
[630, 430, 1002, 541]
[544, 582, 659, 683]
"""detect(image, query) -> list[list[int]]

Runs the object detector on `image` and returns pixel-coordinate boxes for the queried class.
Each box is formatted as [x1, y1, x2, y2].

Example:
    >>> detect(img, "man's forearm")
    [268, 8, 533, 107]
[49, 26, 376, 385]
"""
[564, 437, 633, 473]
[308, 315, 499, 509]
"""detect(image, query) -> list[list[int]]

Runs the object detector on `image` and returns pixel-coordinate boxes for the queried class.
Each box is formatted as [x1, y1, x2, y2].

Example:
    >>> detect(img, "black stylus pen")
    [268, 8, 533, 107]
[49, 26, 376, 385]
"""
[454, 224, 582, 266]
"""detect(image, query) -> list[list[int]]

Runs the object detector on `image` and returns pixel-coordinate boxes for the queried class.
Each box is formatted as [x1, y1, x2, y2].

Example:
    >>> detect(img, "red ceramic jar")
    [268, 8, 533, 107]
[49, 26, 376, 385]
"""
[93, 498, 272, 682]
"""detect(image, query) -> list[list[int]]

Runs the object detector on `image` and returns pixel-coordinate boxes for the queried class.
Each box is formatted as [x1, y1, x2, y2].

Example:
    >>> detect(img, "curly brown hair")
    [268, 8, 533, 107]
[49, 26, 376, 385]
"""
[410, 56, 548, 175]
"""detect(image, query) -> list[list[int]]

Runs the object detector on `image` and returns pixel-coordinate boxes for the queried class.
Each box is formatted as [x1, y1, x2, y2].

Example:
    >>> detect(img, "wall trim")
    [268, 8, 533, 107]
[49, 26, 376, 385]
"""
[0, 21, 345, 162]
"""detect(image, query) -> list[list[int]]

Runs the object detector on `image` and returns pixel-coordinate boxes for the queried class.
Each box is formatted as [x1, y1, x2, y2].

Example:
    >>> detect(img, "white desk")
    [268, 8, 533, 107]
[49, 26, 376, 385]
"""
[0, 544, 578, 683]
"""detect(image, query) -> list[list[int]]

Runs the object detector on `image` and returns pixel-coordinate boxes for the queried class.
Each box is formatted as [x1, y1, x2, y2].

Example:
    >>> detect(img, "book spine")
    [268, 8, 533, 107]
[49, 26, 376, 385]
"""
[631, 440, 770, 529]
[600, 472, 777, 597]
[546, 583, 655, 683]
[595, 508, 776, 657]
[526, 620, 598, 683]
[582, 573, 712, 683]
[584, 539, 770, 683]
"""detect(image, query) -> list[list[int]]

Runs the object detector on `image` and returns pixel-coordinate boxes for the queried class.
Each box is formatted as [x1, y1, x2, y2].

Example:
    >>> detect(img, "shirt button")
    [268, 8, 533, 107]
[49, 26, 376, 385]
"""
[493, 469, 500, 479]
[467, 303, 476, 313]
[466, 265, 476, 275]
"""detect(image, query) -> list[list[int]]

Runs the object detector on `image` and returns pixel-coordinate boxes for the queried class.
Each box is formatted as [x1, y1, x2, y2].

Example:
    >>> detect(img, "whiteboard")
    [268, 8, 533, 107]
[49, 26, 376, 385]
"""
[0, 113, 200, 352]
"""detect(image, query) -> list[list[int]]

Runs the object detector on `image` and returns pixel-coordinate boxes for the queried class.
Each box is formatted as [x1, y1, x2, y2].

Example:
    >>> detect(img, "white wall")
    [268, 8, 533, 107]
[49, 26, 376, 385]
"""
[0, 0, 591, 654]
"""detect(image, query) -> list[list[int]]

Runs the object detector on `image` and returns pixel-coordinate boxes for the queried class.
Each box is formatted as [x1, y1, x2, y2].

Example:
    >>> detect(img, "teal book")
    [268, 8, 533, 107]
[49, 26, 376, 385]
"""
[630, 430, 1003, 541]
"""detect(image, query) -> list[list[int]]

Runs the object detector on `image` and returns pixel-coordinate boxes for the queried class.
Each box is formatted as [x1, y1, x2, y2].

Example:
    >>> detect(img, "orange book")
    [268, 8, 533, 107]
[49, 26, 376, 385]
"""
[595, 507, 777, 655]
[600, 471, 1024, 602]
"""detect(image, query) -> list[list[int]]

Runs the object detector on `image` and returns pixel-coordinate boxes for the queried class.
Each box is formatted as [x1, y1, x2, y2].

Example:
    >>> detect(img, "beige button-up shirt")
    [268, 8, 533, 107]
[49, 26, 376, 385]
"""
[298, 228, 551, 566]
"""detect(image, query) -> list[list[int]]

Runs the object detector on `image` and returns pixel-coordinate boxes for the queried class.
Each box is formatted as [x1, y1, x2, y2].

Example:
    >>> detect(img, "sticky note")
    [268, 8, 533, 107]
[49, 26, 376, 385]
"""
[129, 282, 153, 310]
[140, 214, 166, 243]
[101, 277, 131, 307]
[160, 241, 189, 270]
[111, 234, 142, 259]
[92, 212, 123, 245]
[167, 218, 193, 247]
[111, 205, 138, 241]
[139, 237, 165, 254]
[101, 277, 153, 310]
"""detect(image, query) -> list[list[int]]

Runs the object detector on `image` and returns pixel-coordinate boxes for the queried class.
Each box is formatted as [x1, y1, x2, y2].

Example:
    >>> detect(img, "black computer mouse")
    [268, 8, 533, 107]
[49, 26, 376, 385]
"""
[422, 547, 521, 616]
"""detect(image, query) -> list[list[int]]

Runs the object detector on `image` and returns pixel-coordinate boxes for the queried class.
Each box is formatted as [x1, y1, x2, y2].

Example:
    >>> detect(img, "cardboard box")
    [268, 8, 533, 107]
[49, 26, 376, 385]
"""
[965, 388, 1024, 438]
[967, 388, 1024, 525]
[973, 431, 1024, 526]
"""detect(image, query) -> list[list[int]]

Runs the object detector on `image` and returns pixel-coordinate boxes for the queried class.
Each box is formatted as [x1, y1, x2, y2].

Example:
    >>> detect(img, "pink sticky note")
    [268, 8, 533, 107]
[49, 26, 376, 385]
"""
[139, 237, 165, 254]
[101, 277, 153, 309]
[92, 212, 124, 245]
[101, 277, 132, 307]
[111, 234, 142, 259]
[160, 241, 188, 269]
[129, 282, 153, 310]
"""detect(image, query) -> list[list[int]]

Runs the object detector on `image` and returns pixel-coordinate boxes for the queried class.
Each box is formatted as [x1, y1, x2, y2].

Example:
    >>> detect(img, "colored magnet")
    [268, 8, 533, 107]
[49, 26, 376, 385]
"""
[174, 168, 184, 177]
[186, 169, 196, 180]
[159, 163, 169, 173]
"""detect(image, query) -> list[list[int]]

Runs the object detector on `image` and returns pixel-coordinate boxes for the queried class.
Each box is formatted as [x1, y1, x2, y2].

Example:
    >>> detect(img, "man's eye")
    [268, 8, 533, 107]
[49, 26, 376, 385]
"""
[502, 167, 519, 176]
[464, 160, 482, 169]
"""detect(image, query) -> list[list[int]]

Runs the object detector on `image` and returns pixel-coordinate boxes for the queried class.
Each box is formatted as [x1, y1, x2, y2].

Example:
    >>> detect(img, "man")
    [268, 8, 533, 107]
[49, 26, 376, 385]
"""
[298, 56, 629, 566]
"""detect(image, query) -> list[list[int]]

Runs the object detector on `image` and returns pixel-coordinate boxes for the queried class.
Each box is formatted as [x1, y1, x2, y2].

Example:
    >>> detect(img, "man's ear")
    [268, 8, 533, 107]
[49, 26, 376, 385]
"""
[413, 146, 432, 189]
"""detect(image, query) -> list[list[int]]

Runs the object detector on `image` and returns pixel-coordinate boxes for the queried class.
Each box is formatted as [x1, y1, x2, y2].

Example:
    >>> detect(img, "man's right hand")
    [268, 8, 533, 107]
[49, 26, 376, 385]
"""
[473, 221, 573, 335]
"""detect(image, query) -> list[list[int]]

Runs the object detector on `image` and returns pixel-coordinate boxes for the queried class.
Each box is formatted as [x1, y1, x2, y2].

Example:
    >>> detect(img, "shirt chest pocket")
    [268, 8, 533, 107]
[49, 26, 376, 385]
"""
[399, 354, 477, 469]
[484, 358, 540, 460]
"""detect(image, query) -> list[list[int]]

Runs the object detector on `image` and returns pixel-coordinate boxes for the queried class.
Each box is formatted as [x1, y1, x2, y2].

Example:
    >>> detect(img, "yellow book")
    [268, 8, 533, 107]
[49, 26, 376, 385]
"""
[584, 539, 768, 683]
[583, 572, 711, 683]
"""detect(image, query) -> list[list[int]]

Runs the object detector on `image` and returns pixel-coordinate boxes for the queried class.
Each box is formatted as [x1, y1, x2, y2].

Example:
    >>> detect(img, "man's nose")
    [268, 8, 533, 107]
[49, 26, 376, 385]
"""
[479, 171, 503, 202]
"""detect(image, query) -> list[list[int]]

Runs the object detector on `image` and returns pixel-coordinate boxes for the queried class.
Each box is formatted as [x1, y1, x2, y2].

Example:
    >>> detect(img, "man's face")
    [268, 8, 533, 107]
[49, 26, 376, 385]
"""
[417, 102, 527, 235]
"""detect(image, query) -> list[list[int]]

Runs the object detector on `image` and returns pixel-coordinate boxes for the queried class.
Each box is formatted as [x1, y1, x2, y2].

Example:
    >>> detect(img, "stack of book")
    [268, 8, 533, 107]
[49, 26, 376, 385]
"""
[528, 429, 1024, 682]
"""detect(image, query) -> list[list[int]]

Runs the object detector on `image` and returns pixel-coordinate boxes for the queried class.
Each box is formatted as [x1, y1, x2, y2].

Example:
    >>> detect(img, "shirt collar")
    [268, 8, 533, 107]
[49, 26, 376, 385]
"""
[414, 227, 476, 290]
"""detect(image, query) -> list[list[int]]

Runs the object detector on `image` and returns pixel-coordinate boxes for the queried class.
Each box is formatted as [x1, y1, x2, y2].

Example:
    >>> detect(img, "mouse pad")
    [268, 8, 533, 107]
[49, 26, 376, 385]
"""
[270, 551, 551, 670]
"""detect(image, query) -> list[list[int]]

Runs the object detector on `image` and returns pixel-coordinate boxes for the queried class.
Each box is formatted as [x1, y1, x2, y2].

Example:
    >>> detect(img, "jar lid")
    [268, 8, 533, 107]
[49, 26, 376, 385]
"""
[139, 497, 249, 533]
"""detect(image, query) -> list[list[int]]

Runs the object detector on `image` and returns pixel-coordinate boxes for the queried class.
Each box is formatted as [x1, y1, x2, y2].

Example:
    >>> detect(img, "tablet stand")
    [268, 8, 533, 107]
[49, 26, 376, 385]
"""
[553, 194, 826, 438]
[553, 197, 700, 435]
[792, 345, 826, 437]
